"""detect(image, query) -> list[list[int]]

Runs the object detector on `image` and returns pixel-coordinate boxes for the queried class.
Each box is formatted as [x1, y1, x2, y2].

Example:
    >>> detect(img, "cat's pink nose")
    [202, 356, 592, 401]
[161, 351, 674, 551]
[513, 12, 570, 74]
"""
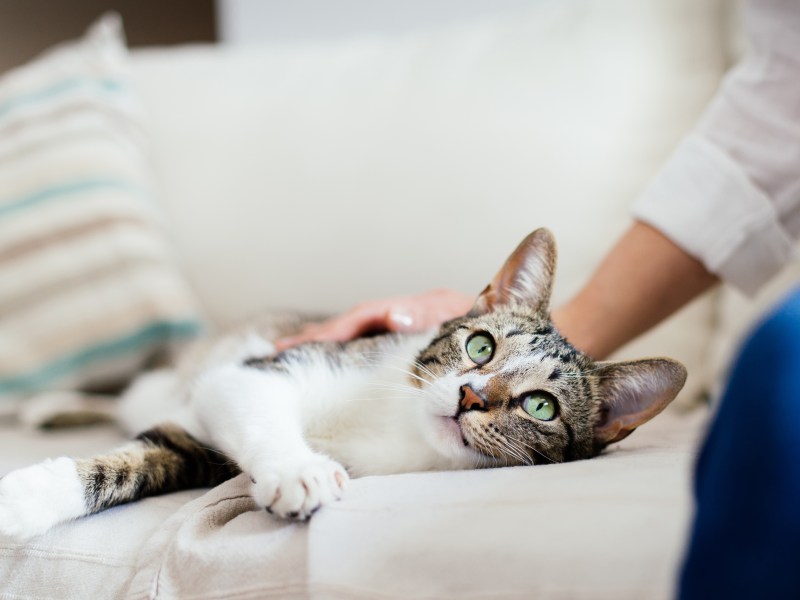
[459, 385, 487, 412]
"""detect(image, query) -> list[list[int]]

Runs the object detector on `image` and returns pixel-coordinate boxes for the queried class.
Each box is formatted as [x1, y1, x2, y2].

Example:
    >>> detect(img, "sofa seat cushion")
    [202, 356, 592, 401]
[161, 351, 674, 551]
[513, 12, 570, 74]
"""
[0, 410, 706, 599]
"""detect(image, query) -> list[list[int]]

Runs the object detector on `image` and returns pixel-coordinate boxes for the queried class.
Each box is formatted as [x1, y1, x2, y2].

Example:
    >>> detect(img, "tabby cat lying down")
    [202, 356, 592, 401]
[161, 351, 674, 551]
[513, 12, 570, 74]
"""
[0, 228, 685, 539]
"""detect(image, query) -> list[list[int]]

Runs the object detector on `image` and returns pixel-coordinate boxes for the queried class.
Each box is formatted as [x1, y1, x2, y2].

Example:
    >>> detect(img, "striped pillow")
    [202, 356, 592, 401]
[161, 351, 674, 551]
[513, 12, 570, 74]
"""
[0, 14, 203, 408]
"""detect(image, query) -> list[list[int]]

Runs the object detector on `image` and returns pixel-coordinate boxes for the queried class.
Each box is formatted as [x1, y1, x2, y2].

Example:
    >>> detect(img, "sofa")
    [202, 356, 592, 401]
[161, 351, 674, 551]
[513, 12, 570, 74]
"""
[1, 1, 794, 598]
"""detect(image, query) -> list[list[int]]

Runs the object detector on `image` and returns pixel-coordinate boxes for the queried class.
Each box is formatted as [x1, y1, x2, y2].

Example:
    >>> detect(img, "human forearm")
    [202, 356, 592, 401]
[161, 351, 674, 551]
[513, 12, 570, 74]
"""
[551, 221, 718, 359]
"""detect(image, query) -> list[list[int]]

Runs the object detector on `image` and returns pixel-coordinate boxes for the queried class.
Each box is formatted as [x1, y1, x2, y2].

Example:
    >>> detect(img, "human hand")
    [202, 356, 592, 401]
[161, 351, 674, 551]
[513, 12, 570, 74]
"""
[274, 289, 474, 351]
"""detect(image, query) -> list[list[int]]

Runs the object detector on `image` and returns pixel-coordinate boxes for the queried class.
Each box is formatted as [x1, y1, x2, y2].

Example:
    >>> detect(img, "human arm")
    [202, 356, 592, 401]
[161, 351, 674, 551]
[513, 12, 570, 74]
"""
[278, 0, 799, 355]
[560, 0, 800, 357]
[558, 0, 799, 355]
[630, 0, 800, 296]
[550, 221, 717, 359]
[275, 220, 716, 359]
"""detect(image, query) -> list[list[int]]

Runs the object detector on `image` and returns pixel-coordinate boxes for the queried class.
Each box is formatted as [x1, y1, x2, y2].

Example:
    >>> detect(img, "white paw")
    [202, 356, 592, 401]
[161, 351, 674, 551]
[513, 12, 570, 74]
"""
[251, 454, 348, 521]
[0, 458, 87, 540]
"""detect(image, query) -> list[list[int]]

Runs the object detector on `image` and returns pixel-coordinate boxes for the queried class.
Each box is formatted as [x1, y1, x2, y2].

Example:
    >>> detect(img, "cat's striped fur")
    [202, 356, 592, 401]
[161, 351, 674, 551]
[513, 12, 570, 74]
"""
[0, 228, 686, 539]
[76, 425, 239, 515]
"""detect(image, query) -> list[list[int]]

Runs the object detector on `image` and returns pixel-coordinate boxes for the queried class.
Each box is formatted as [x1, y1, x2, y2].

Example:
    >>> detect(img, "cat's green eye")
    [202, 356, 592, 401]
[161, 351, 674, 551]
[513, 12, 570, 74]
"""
[466, 333, 495, 366]
[522, 392, 557, 421]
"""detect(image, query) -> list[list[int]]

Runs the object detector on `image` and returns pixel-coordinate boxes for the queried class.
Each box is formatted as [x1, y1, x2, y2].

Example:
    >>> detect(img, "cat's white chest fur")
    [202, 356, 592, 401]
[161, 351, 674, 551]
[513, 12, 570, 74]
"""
[188, 333, 475, 481]
[297, 357, 448, 476]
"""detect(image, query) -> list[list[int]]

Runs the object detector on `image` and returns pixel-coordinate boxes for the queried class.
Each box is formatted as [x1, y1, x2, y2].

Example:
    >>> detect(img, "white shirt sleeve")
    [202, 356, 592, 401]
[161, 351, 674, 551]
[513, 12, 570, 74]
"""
[632, 0, 800, 296]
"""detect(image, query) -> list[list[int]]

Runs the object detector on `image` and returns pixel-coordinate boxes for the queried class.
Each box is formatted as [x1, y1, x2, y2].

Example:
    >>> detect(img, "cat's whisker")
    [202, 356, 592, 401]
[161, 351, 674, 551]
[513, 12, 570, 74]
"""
[486, 430, 534, 466]
[410, 359, 437, 381]
[364, 383, 427, 398]
[500, 438, 534, 466]
[472, 434, 500, 464]
[358, 351, 436, 386]
[358, 356, 433, 387]
[379, 365, 432, 386]
[473, 429, 504, 464]
[560, 374, 629, 379]
[492, 439, 514, 467]
[477, 450, 495, 469]
[484, 431, 531, 466]
[341, 387, 429, 403]
[364, 382, 419, 391]
[500, 443, 529, 467]
[504, 432, 556, 465]
[463, 432, 496, 469]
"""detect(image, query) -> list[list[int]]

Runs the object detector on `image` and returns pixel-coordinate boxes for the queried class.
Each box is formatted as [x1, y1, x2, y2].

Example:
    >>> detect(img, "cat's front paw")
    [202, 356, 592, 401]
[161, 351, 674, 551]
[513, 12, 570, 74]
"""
[0, 458, 87, 540]
[251, 454, 348, 521]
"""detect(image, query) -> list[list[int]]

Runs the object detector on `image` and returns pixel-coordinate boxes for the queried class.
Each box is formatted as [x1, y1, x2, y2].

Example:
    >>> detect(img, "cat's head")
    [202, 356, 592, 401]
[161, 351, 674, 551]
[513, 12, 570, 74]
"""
[411, 228, 686, 467]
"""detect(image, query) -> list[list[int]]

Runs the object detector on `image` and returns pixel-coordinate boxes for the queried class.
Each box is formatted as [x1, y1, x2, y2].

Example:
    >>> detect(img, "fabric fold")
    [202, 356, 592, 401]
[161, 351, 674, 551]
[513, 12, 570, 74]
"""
[125, 475, 309, 600]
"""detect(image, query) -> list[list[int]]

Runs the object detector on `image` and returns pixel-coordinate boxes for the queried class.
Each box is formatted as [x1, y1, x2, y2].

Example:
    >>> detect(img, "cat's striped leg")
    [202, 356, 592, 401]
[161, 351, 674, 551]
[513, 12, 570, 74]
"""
[0, 424, 238, 540]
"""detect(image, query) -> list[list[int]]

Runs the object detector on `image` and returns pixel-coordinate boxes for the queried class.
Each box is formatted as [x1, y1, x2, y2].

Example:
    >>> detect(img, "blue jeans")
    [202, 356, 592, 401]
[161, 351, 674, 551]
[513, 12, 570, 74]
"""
[679, 288, 800, 599]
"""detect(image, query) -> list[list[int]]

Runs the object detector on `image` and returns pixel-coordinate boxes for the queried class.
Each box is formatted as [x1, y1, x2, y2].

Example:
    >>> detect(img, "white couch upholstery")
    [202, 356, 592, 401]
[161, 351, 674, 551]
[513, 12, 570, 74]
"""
[0, 411, 706, 600]
[1, 1, 773, 598]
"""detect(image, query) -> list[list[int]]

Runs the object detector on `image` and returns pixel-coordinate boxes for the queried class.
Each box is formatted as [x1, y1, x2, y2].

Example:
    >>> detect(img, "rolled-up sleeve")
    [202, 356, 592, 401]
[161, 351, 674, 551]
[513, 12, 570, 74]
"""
[632, 0, 800, 296]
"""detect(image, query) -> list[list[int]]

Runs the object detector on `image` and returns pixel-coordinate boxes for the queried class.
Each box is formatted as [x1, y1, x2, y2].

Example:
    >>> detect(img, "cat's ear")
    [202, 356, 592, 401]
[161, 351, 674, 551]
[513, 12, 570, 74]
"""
[592, 358, 687, 446]
[470, 228, 557, 316]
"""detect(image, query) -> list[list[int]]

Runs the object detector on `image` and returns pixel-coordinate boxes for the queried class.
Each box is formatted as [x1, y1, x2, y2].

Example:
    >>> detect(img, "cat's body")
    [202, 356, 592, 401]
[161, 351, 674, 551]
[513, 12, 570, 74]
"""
[0, 229, 687, 539]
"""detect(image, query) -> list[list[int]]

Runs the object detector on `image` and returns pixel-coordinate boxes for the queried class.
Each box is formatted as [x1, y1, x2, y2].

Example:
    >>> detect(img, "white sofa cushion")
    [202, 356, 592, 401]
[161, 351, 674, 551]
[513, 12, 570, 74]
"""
[310, 412, 704, 600]
[0, 411, 706, 599]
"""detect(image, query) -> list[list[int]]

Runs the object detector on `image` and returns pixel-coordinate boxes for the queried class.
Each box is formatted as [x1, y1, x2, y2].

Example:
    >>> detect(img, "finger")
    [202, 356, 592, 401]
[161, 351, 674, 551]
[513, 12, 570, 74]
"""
[386, 304, 446, 333]
[274, 306, 384, 350]
[385, 293, 472, 333]
[273, 333, 314, 351]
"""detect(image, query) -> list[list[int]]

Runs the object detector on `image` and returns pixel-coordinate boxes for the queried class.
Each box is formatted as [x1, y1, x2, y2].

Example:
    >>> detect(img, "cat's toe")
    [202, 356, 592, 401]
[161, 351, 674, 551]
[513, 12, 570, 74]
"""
[0, 458, 87, 540]
[252, 454, 348, 521]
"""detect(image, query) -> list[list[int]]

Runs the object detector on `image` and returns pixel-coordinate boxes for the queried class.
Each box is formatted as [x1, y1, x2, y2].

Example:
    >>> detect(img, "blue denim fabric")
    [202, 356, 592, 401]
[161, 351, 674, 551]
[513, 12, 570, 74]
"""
[680, 288, 800, 599]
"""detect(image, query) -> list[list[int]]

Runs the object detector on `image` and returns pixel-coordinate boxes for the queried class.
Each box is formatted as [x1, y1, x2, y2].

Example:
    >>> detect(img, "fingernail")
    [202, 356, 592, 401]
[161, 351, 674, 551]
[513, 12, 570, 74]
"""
[388, 307, 414, 330]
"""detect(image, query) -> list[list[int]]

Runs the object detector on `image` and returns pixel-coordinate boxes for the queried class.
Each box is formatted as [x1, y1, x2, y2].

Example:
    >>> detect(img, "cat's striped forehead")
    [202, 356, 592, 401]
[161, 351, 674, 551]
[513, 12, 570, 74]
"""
[417, 310, 590, 375]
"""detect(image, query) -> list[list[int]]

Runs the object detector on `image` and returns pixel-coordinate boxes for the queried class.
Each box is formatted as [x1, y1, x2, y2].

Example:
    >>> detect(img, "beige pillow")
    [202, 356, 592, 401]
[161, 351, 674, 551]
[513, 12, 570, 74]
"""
[0, 15, 203, 410]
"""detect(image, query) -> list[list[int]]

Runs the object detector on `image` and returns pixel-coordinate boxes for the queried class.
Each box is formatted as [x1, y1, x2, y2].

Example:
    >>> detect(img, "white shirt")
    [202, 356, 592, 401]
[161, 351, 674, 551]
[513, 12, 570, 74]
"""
[632, 0, 800, 296]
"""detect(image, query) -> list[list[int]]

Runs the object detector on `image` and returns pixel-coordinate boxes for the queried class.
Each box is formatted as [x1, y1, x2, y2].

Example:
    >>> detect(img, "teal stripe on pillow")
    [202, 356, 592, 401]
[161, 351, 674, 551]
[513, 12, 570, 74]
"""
[0, 178, 150, 217]
[0, 77, 124, 122]
[0, 320, 202, 396]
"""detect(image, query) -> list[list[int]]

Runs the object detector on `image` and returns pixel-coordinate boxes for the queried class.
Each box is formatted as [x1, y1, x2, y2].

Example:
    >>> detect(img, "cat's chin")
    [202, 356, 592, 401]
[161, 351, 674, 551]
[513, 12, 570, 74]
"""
[416, 412, 484, 467]
[437, 416, 467, 446]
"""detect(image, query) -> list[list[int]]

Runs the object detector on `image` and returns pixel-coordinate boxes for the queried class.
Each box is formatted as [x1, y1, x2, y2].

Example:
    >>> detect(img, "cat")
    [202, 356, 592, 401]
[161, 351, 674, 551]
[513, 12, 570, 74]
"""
[0, 228, 686, 539]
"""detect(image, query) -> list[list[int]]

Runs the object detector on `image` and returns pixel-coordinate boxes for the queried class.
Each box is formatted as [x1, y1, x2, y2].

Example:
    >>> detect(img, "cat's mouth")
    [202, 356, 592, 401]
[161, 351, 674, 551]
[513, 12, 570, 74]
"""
[438, 416, 469, 447]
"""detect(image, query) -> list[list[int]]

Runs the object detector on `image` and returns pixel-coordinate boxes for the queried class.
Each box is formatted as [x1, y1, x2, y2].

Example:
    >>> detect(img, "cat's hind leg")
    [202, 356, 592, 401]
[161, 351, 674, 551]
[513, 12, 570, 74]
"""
[0, 424, 238, 540]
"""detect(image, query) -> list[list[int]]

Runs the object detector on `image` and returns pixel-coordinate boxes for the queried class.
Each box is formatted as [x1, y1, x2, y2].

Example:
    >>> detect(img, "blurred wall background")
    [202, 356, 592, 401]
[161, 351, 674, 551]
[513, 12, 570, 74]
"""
[218, 0, 533, 44]
[0, 0, 216, 74]
[0, 0, 541, 74]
